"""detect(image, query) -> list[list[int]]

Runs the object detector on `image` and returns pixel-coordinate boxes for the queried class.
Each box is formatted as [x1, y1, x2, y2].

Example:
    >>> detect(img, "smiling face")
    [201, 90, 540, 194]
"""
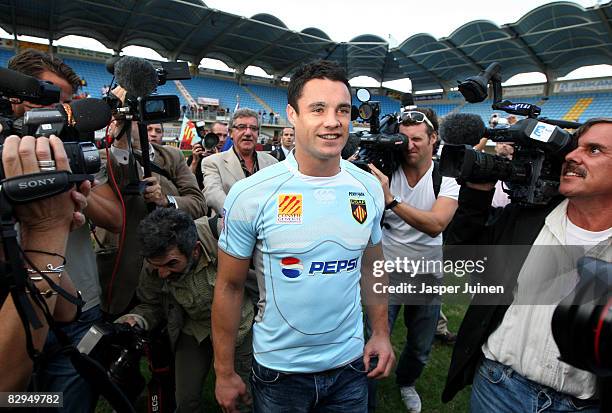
[287, 78, 351, 170]
[559, 122, 612, 200]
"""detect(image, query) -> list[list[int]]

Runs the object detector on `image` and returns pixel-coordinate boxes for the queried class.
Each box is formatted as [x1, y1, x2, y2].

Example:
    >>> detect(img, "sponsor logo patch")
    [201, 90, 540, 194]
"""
[350, 199, 367, 224]
[281, 257, 303, 278]
[308, 258, 359, 275]
[277, 193, 303, 224]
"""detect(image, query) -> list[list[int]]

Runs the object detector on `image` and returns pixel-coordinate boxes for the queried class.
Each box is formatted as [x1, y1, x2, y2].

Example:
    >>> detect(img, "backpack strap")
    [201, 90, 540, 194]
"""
[432, 160, 442, 198]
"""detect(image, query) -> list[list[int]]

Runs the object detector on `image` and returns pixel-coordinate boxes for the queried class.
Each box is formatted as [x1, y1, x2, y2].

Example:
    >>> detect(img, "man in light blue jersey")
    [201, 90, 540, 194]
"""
[212, 60, 395, 413]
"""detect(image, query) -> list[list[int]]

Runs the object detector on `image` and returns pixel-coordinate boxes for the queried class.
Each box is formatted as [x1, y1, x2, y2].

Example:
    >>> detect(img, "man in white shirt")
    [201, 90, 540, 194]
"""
[370, 108, 460, 413]
[442, 117, 612, 412]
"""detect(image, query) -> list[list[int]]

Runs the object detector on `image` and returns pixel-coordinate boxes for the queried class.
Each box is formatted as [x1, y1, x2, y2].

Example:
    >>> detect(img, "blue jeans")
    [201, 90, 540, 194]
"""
[365, 299, 440, 412]
[471, 358, 600, 413]
[251, 357, 368, 413]
[34, 305, 102, 413]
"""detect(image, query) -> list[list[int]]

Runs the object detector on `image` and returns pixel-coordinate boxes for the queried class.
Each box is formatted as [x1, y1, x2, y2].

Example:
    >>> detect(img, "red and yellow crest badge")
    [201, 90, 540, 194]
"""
[277, 194, 303, 224]
[350, 199, 367, 224]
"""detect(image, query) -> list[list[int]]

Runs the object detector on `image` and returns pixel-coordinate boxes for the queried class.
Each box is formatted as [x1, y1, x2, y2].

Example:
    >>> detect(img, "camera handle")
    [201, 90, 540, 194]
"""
[136, 121, 154, 213]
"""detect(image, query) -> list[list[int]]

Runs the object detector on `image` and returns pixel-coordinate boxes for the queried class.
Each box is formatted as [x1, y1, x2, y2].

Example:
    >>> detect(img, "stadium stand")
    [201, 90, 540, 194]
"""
[1, 47, 610, 127]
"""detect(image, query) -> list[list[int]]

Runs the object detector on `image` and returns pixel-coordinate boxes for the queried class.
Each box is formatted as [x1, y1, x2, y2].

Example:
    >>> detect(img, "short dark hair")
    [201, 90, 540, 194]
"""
[8, 49, 81, 93]
[573, 117, 612, 142]
[400, 107, 439, 137]
[288, 60, 351, 114]
[137, 208, 198, 259]
[148, 123, 164, 133]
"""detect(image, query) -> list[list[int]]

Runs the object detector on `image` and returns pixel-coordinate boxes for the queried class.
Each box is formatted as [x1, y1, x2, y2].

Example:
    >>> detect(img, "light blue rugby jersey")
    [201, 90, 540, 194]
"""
[219, 151, 384, 373]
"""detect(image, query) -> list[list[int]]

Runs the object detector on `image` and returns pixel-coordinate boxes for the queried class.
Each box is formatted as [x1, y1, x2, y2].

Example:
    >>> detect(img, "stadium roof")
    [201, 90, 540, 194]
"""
[0, 0, 610, 90]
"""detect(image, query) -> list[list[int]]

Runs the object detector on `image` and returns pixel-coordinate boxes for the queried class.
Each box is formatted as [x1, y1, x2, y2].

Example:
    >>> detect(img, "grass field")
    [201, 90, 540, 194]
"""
[97, 303, 471, 412]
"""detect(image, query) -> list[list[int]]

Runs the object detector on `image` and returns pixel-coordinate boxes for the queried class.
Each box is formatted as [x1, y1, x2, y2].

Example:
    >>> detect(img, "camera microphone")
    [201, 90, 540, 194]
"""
[24, 98, 112, 136]
[439, 113, 486, 147]
[114, 56, 159, 98]
[0, 67, 61, 106]
[458, 62, 502, 103]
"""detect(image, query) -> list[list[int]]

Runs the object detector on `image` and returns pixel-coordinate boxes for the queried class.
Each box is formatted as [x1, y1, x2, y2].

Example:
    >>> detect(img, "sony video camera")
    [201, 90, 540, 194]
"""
[440, 62, 580, 205]
[349, 88, 407, 176]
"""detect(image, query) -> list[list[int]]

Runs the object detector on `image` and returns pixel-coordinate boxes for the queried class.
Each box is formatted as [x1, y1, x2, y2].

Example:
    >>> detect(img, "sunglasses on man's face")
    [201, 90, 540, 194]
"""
[400, 111, 434, 130]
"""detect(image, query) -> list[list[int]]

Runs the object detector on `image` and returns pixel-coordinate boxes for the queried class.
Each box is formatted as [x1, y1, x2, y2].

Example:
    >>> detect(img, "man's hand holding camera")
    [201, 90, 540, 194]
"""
[2, 135, 88, 237]
[142, 176, 169, 207]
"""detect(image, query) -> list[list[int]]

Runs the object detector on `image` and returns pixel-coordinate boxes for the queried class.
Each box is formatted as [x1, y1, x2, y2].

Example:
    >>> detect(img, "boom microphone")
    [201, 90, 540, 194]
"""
[439, 113, 486, 147]
[114, 56, 159, 98]
[0, 67, 61, 105]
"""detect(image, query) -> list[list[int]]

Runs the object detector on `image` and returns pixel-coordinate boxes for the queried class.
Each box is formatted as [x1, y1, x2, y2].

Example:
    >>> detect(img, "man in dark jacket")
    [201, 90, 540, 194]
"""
[269, 127, 295, 161]
[121, 208, 253, 413]
[442, 118, 611, 412]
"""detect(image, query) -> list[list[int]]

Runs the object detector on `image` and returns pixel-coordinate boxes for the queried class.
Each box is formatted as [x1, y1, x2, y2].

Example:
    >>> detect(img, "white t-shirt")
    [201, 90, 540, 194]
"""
[382, 163, 460, 270]
[566, 216, 612, 246]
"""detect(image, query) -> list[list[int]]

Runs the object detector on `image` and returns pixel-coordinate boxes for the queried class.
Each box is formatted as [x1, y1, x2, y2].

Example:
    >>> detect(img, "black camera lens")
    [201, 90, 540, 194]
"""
[203, 132, 219, 150]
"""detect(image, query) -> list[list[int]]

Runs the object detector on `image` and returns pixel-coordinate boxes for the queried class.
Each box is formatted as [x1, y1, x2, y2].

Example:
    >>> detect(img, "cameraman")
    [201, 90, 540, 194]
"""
[368, 108, 459, 413]
[97, 88, 206, 315]
[120, 208, 253, 412]
[0, 135, 80, 391]
[7, 50, 123, 412]
[442, 118, 612, 412]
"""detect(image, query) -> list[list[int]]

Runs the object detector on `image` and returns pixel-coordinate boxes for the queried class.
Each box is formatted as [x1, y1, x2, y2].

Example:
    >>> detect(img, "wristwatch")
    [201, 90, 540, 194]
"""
[166, 195, 177, 208]
[385, 195, 402, 210]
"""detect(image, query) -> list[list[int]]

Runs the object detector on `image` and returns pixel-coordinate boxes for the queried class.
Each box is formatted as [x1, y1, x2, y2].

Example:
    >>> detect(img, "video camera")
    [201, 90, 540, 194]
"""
[439, 62, 581, 205]
[74, 321, 175, 412]
[0, 67, 109, 181]
[552, 257, 612, 410]
[553, 257, 612, 377]
[348, 88, 407, 176]
[104, 57, 189, 124]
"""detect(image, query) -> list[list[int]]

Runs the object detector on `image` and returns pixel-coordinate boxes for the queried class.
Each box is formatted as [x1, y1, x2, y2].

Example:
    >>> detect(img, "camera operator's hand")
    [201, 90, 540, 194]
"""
[142, 176, 168, 207]
[2, 135, 84, 236]
[191, 143, 204, 162]
[368, 163, 394, 205]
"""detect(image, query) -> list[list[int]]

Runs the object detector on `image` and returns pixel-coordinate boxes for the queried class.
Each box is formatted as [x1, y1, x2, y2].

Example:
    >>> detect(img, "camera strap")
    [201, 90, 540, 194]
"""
[0, 191, 85, 367]
[1, 171, 94, 204]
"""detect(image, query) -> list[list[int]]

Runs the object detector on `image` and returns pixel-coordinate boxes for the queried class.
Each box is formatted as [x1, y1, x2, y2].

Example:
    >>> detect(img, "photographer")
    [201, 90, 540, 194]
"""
[442, 118, 612, 412]
[187, 122, 228, 190]
[368, 108, 459, 413]
[119, 208, 253, 412]
[7, 49, 123, 412]
[96, 87, 206, 315]
[0, 135, 80, 391]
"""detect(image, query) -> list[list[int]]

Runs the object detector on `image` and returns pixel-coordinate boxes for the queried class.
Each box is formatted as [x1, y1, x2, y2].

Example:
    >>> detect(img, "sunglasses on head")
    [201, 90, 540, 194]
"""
[400, 111, 434, 130]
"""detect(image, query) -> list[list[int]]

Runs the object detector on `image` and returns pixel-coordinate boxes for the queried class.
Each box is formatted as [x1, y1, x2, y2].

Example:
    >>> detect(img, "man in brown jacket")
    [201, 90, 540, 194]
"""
[96, 117, 207, 315]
